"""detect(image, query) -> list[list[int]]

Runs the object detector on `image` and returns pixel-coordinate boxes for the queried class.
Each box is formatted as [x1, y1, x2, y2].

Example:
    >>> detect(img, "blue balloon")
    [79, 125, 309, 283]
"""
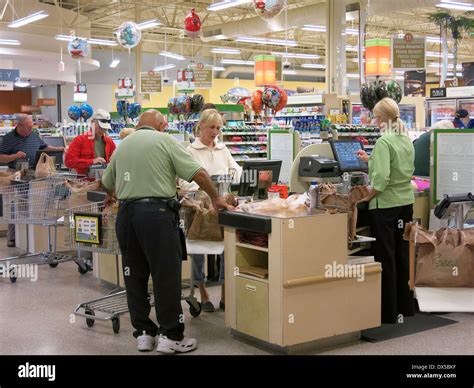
[127, 102, 141, 119]
[67, 105, 81, 121]
[79, 103, 94, 120]
[116, 100, 128, 118]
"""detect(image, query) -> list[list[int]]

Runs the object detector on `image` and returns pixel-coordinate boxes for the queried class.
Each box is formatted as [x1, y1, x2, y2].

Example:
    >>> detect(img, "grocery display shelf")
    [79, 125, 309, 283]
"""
[222, 132, 268, 135]
[337, 132, 381, 137]
[224, 141, 267, 145]
[234, 157, 268, 162]
[230, 151, 267, 155]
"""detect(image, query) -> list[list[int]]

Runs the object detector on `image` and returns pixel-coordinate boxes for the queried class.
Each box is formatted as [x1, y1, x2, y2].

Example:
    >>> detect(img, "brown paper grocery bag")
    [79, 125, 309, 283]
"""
[34, 152, 57, 179]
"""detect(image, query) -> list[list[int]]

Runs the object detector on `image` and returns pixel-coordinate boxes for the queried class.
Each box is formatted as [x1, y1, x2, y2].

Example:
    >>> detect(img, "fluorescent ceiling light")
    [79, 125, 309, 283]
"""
[236, 36, 297, 47]
[283, 70, 297, 75]
[345, 28, 359, 36]
[271, 51, 320, 59]
[154, 64, 176, 71]
[110, 59, 120, 68]
[436, 0, 474, 11]
[426, 51, 454, 58]
[212, 66, 226, 71]
[302, 25, 326, 32]
[346, 45, 359, 52]
[221, 59, 254, 65]
[429, 62, 462, 70]
[8, 10, 48, 28]
[446, 72, 463, 76]
[137, 19, 161, 30]
[347, 73, 360, 78]
[301, 63, 325, 69]
[350, 58, 365, 63]
[426, 36, 442, 43]
[211, 48, 241, 55]
[87, 38, 117, 46]
[14, 79, 30, 87]
[208, 0, 252, 11]
[0, 39, 21, 45]
[160, 51, 185, 60]
[55, 35, 117, 46]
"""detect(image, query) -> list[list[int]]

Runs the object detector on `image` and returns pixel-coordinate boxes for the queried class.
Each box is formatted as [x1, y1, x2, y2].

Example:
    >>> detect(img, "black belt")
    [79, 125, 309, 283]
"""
[119, 197, 181, 213]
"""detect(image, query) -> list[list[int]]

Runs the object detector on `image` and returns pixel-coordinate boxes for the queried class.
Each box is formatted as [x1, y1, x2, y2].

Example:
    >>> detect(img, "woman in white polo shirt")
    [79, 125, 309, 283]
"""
[180, 108, 242, 312]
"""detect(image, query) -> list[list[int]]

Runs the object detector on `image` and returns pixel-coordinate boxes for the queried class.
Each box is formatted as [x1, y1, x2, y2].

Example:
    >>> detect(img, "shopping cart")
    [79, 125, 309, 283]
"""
[0, 175, 90, 283]
[68, 200, 203, 333]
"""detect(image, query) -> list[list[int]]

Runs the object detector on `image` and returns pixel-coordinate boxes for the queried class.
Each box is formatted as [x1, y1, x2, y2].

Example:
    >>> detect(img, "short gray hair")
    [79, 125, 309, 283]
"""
[432, 120, 455, 130]
[16, 113, 30, 126]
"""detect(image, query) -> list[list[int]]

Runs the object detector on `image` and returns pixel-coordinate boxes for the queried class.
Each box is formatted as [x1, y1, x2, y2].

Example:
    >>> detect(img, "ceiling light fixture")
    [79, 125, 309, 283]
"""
[236, 36, 297, 47]
[14, 79, 30, 87]
[426, 51, 454, 58]
[110, 59, 120, 68]
[346, 45, 359, 52]
[429, 62, 462, 70]
[208, 0, 253, 11]
[55, 35, 117, 46]
[436, 0, 474, 11]
[345, 28, 359, 36]
[212, 66, 226, 71]
[221, 59, 254, 65]
[137, 19, 161, 30]
[211, 48, 241, 55]
[8, 10, 48, 28]
[426, 36, 442, 43]
[301, 63, 326, 69]
[154, 64, 176, 71]
[347, 73, 360, 78]
[271, 51, 320, 59]
[0, 39, 21, 45]
[159, 51, 185, 60]
[283, 69, 297, 75]
[302, 25, 326, 32]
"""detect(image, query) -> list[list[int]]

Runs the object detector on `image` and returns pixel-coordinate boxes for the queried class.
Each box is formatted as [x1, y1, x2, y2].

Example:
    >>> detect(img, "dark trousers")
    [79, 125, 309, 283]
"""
[370, 204, 415, 324]
[115, 202, 184, 340]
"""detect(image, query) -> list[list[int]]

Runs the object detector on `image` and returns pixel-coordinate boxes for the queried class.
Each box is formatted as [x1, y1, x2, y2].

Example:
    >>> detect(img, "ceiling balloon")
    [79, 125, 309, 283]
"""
[116, 21, 142, 49]
[184, 8, 202, 38]
[254, 0, 286, 20]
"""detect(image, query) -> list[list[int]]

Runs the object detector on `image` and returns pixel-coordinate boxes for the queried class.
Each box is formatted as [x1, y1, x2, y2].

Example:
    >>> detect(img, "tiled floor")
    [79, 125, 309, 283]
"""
[0, 241, 472, 355]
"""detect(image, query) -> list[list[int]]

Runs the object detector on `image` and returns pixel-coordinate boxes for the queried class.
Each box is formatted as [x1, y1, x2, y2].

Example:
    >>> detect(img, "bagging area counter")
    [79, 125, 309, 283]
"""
[219, 210, 382, 351]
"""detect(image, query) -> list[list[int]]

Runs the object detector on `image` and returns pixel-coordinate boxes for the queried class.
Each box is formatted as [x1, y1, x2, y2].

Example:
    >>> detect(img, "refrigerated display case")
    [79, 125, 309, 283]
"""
[351, 104, 372, 125]
[399, 105, 417, 129]
[426, 99, 457, 126]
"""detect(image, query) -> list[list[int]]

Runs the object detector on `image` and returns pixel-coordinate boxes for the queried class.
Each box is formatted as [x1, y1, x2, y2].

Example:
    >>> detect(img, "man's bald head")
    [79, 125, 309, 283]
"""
[136, 109, 167, 132]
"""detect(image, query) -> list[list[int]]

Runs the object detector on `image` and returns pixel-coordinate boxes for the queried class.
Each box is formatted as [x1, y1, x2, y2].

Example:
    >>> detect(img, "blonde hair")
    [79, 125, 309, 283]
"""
[194, 109, 223, 137]
[373, 97, 407, 135]
[119, 127, 135, 139]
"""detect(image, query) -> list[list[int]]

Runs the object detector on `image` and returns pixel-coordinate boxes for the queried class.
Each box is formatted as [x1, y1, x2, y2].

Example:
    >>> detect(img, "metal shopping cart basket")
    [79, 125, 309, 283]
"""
[68, 200, 202, 334]
[0, 175, 89, 283]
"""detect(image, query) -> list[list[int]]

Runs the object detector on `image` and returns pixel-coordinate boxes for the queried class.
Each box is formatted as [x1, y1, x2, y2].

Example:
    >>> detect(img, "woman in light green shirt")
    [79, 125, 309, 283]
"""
[356, 97, 415, 324]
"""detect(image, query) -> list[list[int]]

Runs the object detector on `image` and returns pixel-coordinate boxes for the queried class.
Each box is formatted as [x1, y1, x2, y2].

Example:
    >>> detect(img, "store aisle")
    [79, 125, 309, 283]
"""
[0, 241, 472, 355]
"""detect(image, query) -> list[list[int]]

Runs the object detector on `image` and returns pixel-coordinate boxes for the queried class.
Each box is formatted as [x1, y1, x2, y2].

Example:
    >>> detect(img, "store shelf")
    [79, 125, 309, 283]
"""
[236, 242, 269, 252]
[234, 157, 268, 162]
[230, 151, 267, 155]
[224, 141, 266, 145]
[222, 132, 268, 135]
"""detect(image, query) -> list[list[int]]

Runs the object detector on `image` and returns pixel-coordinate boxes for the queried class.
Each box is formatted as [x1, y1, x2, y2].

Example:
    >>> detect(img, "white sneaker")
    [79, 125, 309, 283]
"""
[156, 335, 197, 354]
[137, 331, 156, 352]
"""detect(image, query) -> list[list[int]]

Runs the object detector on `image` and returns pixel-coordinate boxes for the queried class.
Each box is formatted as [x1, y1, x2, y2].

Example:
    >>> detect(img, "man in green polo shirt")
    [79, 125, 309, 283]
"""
[102, 110, 230, 354]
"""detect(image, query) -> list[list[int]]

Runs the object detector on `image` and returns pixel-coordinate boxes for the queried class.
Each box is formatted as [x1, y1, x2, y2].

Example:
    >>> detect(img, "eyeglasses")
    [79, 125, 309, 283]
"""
[98, 119, 111, 123]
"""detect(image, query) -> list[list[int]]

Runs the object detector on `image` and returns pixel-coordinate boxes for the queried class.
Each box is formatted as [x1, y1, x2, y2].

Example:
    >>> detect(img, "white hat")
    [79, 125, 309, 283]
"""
[91, 109, 111, 130]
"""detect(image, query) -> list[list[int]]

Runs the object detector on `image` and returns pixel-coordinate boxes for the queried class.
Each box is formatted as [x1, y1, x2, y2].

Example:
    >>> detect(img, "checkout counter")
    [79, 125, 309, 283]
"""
[219, 141, 382, 351]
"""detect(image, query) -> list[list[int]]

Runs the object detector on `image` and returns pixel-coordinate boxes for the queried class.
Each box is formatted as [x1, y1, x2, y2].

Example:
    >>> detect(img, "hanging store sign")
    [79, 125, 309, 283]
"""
[115, 78, 135, 99]
[37, 98, 57, 106]
[404, 70, 426, 97]
[189, 64, 213, 89]
[430, 87, 446, 98]
[21, 105, 41, 113]
[140, 71, 162, 94]
[255, 55, 277, 87]
[74, 83, 88, 103]
[177, 68, 195, 93]
[0, 69, 20, 82]
[392, 36, 425, 70]
[365, 38, 391, 77]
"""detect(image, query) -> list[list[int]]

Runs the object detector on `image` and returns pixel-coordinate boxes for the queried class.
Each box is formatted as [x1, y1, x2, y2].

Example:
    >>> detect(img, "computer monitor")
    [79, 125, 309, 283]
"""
[330, 140, 368, 173]
[238, 159, 282, 198]
[42, 136, 66, 148]
[35, 150, 64, 169]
